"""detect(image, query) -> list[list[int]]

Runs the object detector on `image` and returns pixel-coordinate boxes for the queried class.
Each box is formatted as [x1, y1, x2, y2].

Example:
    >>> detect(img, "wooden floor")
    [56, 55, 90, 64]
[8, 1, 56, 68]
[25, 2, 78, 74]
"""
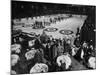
[70, 56, 87, 70]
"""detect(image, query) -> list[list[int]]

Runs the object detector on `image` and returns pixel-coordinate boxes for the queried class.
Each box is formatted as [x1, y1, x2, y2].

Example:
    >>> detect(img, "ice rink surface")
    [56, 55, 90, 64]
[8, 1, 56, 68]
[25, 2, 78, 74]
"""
[13, 15, 87, 39]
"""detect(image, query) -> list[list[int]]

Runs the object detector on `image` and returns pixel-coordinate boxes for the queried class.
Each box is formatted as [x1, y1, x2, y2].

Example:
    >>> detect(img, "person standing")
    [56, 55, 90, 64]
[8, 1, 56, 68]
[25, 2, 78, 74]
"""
[57, 42, 64, 56]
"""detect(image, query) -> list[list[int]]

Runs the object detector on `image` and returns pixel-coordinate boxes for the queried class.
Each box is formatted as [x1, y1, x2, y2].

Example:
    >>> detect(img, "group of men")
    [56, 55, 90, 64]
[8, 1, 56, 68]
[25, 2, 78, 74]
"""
[11, 29, 96, 74]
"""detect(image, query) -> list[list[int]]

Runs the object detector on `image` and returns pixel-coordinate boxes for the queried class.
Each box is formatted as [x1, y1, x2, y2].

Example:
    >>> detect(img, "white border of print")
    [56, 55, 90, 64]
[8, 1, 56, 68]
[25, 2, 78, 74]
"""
[0, 0, 99, 75]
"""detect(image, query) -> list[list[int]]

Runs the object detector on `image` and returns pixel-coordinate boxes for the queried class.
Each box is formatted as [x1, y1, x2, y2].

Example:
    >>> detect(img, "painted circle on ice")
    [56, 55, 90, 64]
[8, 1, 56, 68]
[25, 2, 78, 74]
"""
[44, 28, 58, 32]
[59, 30, 73, 35]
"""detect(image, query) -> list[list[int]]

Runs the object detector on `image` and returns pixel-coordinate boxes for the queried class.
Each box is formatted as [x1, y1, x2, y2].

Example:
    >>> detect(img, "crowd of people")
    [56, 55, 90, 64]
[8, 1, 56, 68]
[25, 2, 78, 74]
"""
[11, 28, 96, 74]
[32, 14, 71, 29]
[13, 14, 71, 29]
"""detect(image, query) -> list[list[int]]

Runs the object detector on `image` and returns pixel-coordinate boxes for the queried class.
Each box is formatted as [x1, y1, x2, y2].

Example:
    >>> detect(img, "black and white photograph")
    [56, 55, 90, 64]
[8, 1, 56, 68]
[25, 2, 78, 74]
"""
[11, 0, 96, 74]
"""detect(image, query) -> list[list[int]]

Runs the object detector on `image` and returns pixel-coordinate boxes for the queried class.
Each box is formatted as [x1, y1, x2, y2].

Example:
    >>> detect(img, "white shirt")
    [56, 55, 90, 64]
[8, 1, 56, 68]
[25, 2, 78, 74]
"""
[28, 40, 35, 47]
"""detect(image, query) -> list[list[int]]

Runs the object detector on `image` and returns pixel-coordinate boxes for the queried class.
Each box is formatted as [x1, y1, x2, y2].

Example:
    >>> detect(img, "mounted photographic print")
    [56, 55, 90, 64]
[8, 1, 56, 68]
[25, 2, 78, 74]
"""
[11, 0, 96, 74]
